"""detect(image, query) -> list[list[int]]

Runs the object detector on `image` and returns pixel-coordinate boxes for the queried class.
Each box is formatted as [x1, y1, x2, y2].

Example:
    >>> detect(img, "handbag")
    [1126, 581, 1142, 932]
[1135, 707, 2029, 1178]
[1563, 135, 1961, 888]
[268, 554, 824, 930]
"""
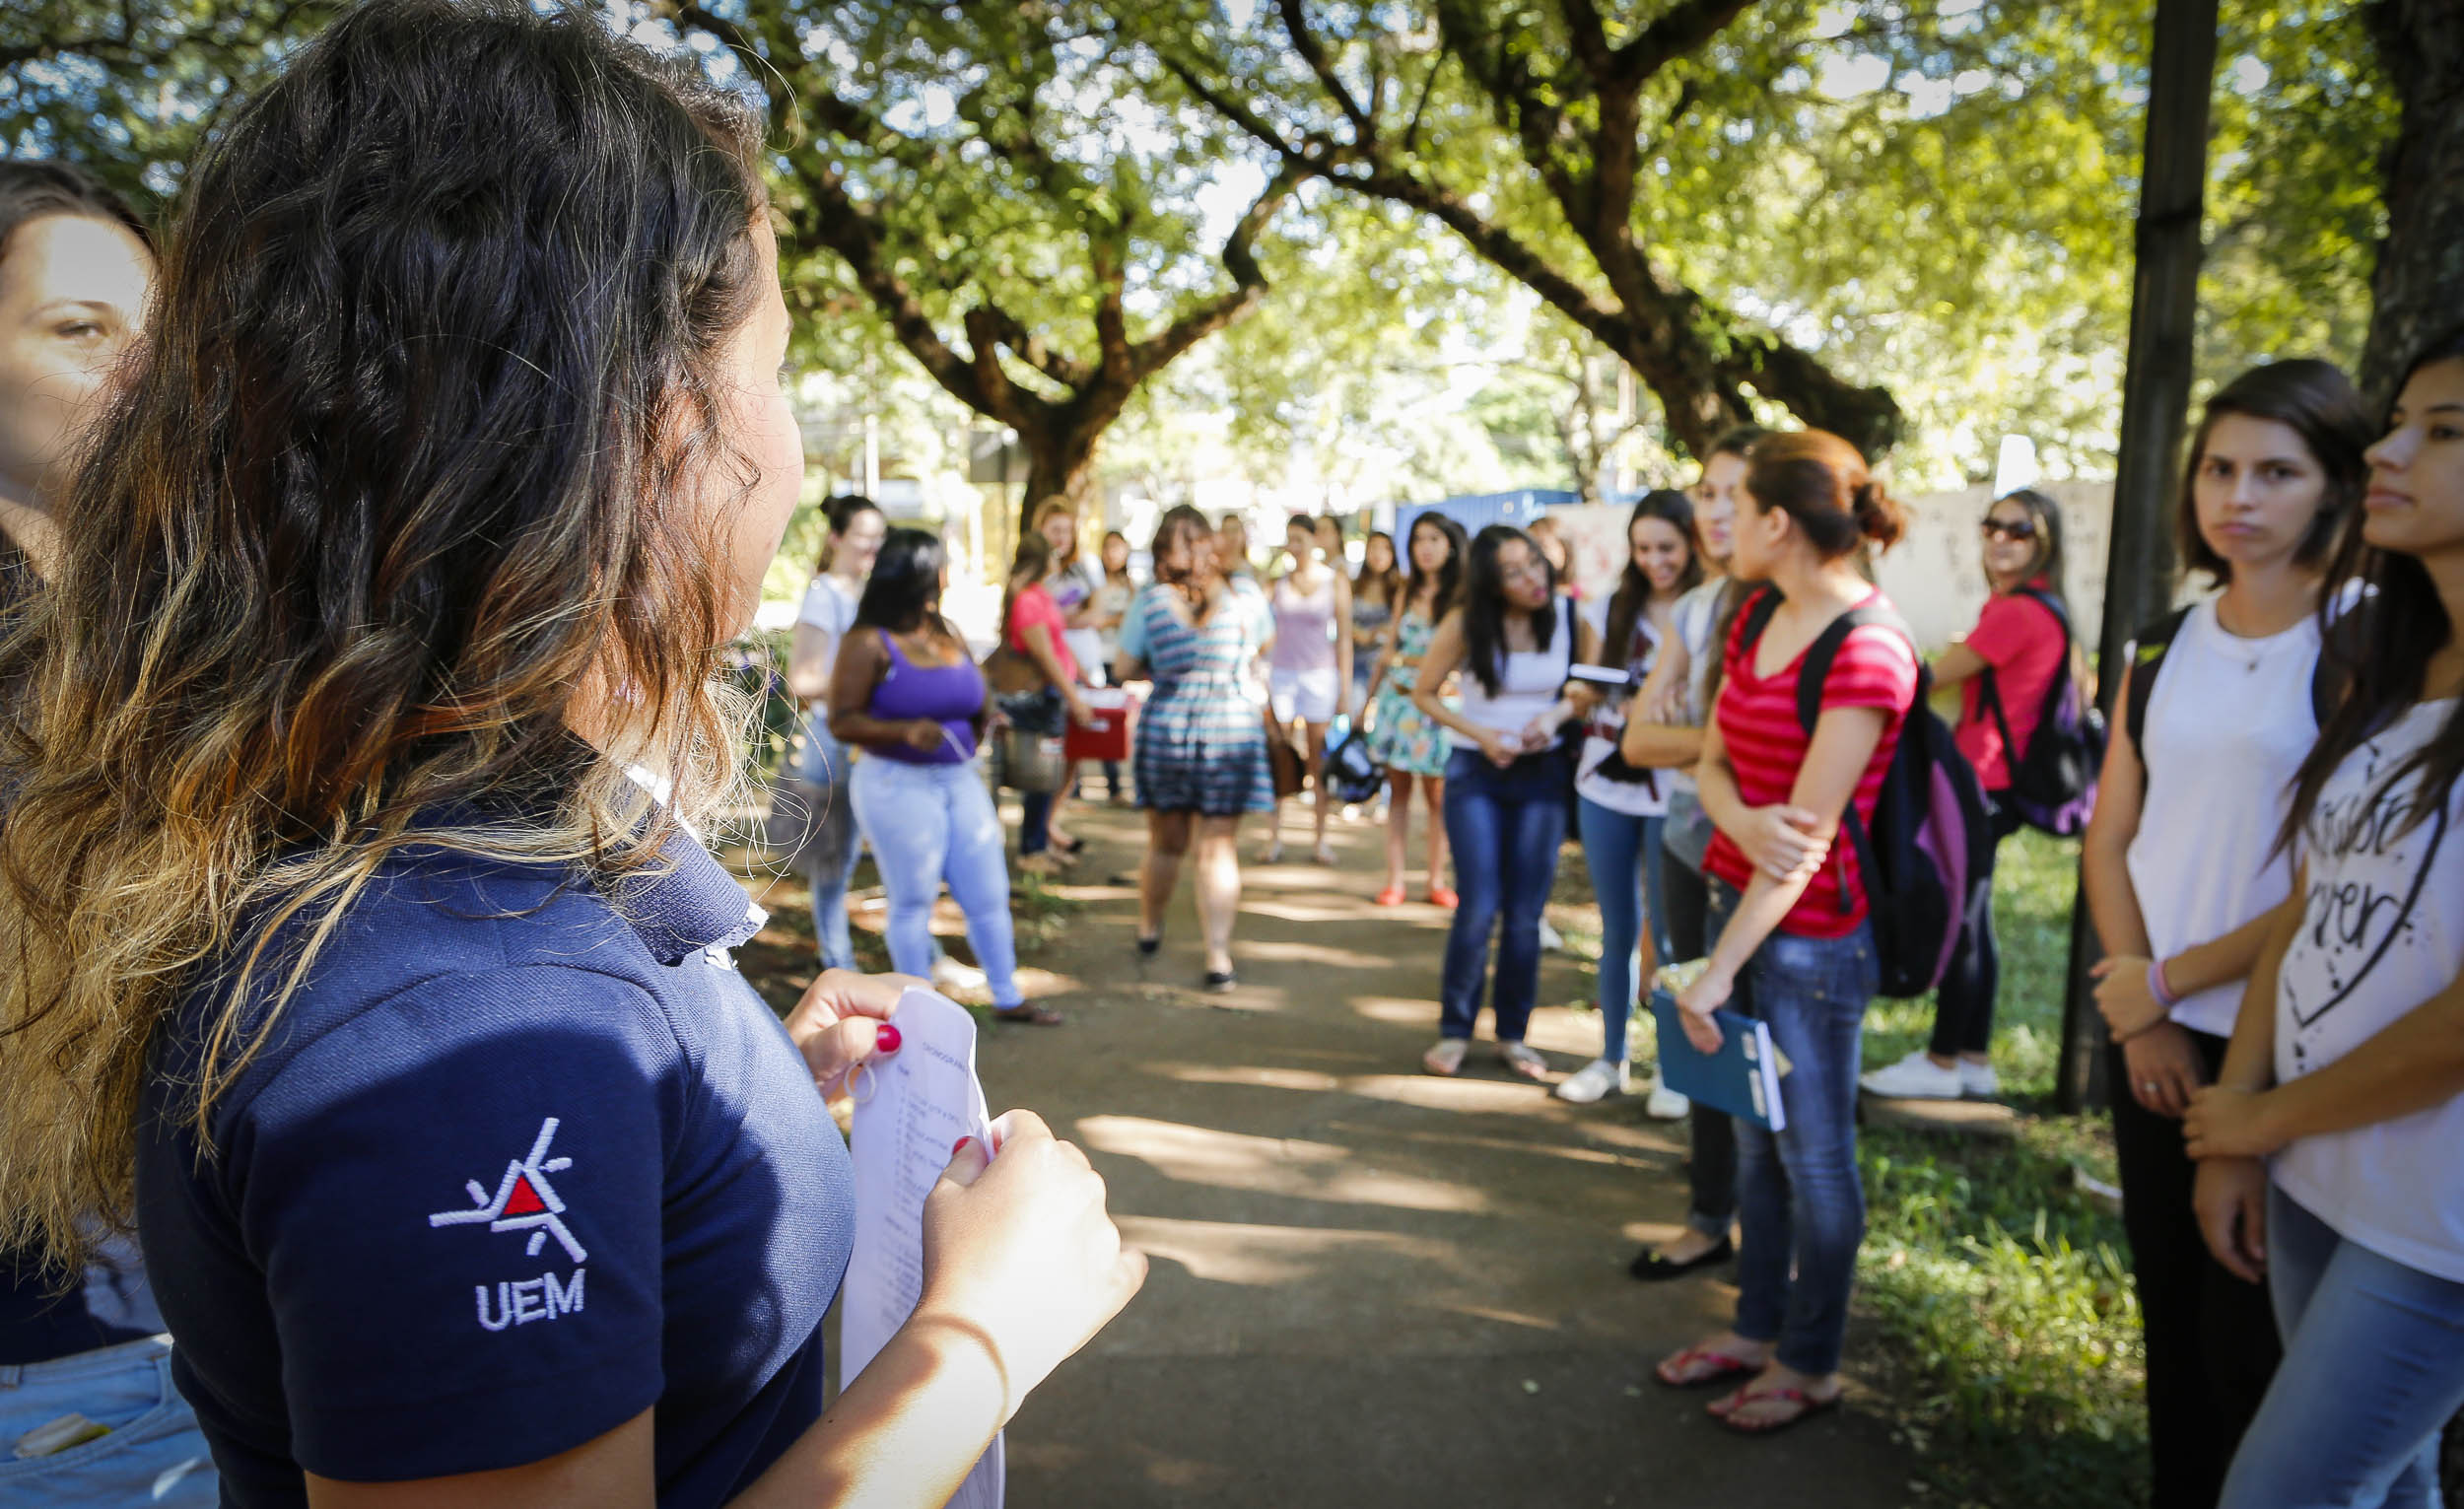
[1264, 709, 1306, 798]
[1324, 720, 1385, 804]
[981, 640, 1045, 697]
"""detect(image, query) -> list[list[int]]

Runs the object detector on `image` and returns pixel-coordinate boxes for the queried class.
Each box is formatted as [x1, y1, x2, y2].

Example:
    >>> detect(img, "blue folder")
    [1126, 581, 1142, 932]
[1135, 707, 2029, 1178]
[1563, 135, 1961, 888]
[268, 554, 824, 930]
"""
[1650, 995, 1788, 1131]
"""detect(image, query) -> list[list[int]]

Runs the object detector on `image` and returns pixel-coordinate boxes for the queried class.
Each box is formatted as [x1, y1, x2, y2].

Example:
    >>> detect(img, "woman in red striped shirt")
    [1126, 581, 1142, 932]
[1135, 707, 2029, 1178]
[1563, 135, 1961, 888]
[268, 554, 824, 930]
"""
[1651, 430, 1918, 1434]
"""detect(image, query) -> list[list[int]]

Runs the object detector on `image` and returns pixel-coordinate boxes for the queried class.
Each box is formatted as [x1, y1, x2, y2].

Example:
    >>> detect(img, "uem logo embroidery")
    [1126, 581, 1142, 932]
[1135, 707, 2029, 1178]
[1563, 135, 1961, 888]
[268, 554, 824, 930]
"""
[430, 1117, 587, 1264]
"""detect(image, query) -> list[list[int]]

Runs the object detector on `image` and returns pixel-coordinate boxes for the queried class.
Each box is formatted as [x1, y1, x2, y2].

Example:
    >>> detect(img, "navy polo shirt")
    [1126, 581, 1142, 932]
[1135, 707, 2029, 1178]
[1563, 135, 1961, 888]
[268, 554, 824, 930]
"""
[135, 824, 855, 1506]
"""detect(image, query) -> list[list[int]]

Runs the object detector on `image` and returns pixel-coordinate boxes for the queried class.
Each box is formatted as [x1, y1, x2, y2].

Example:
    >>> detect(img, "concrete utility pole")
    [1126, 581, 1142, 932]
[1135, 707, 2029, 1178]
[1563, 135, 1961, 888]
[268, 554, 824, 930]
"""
[2056, 0, 2222, 1113]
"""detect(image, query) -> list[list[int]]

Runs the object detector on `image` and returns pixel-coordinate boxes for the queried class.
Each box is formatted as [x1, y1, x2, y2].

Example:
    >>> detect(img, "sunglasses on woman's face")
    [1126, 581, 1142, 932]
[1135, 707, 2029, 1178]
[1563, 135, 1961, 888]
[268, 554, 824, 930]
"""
[1981, 517, 2039, 542]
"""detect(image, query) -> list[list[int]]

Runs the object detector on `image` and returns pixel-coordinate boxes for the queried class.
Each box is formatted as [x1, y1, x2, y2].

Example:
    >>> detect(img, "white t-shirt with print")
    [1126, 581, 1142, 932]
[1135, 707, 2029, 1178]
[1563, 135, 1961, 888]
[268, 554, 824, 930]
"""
[2273, 699, 2464, 1282]
[1573, 593, 1668, 817]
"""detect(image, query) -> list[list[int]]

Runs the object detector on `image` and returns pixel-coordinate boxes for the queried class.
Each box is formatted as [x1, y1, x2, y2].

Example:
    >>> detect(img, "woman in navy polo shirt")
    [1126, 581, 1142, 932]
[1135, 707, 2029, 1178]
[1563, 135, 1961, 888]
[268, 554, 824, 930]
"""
[0, 4, 1141, 1506]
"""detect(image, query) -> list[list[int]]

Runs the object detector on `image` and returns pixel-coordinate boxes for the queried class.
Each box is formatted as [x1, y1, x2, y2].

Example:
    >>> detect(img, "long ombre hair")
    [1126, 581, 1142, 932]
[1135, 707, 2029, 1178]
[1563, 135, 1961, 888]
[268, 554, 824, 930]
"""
[0, 0, 770, 1266]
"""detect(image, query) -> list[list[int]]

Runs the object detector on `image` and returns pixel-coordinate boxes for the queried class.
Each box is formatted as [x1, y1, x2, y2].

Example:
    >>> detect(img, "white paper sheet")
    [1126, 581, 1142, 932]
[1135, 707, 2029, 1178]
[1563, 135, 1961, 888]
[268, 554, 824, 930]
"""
[840, 988, 1003, 1509]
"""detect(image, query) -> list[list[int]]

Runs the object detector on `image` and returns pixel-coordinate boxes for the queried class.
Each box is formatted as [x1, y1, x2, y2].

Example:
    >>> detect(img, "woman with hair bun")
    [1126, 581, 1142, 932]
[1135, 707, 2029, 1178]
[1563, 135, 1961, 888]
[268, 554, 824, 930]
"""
[1652, 430, 1919, 1435]
[783, 493, 884, 972]
[0, 6, 1139, 1502]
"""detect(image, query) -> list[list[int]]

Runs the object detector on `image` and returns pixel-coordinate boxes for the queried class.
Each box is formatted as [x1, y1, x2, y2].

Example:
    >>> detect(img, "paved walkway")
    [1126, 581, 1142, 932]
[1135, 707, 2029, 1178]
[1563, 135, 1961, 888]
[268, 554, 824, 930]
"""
[931, 799, 1924, 1509]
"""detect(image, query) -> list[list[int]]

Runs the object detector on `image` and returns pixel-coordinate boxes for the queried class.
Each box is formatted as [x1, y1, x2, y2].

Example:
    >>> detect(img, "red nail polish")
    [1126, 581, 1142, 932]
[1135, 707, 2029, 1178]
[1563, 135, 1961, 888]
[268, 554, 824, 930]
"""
[951, 1136, 973, 1157]
[875, 1024, 902, 1054]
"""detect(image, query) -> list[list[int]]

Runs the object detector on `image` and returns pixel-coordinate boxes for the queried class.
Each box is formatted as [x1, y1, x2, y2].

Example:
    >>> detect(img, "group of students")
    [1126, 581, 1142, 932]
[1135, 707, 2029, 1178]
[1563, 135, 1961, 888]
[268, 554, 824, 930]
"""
[3, 6, 2463, 1509]
[1397, 347, 2464, 1500]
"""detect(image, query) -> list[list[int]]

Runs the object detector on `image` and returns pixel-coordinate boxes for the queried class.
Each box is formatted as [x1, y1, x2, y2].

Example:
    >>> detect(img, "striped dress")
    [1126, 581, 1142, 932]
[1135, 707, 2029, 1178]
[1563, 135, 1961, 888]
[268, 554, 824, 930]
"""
[1121, 583, 1273, 815]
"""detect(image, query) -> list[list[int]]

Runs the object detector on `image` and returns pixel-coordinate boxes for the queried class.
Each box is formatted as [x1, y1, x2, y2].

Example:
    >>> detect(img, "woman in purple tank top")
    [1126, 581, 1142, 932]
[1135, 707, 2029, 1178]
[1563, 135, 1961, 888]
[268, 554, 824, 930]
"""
[832, 529, 1059, 1023]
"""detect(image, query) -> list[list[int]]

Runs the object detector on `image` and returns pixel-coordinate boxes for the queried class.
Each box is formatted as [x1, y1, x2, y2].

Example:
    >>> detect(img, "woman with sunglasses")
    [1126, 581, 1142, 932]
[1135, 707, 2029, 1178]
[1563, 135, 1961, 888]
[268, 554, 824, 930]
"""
[1859, 489, 2074, 1102]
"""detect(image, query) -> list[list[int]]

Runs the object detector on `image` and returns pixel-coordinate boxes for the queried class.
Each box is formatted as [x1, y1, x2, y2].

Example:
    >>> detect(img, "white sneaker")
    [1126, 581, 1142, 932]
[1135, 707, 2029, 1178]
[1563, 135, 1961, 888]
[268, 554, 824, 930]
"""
[1960, 1060, 2000, 1099]
[1538, 920, 1565, 952]
[1553, 1058, 1630, 1103]
[1860, 1050, 1966, 1100]
[1643, 1077, 1691, 1120]
[931, 956, 989, 995]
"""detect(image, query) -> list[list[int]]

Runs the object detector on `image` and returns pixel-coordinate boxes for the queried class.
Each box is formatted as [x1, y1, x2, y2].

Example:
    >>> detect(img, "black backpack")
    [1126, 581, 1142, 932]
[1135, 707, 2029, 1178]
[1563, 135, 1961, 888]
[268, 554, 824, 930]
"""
[1973, 587, 2104, 837]
[2123, 604, 2345, 769]
[1739, 590, 1999, 998]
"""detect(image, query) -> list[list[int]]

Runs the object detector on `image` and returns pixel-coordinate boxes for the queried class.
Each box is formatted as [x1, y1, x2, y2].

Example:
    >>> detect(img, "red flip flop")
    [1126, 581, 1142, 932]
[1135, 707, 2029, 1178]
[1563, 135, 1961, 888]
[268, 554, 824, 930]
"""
[1712, 1385, 1842, 1434]
[1653, 1346, 1759, 1390]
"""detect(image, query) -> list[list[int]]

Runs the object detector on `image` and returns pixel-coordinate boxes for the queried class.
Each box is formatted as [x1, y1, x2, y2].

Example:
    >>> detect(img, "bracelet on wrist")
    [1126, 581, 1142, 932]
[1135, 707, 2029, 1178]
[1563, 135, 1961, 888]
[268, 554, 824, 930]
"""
[2147, 958, 2182, 1012]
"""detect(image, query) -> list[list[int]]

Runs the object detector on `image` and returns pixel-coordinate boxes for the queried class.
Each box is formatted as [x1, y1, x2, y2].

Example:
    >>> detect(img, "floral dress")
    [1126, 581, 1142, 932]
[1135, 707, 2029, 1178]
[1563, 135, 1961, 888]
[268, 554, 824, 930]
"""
[1366, 606, 1451, 778]
[1120, 583, 1274, 815]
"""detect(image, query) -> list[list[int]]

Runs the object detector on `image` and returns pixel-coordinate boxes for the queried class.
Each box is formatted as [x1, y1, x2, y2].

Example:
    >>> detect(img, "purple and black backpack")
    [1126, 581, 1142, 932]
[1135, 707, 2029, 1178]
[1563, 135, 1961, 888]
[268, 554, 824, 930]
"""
[1974, 586, 2104, 837]
[1740, 591, 1998, 998]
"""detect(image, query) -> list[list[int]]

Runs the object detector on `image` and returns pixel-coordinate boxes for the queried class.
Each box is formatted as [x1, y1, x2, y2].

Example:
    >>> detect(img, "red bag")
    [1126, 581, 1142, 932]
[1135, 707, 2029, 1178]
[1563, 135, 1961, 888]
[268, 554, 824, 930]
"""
[1063, 687, 1134, 763]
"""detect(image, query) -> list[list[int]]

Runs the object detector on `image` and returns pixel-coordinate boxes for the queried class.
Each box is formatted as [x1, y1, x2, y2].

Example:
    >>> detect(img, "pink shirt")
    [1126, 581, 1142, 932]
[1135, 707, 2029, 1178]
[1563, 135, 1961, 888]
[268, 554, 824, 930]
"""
[1952, 583, 2066, 790]
[1005, 583, 1079, 684]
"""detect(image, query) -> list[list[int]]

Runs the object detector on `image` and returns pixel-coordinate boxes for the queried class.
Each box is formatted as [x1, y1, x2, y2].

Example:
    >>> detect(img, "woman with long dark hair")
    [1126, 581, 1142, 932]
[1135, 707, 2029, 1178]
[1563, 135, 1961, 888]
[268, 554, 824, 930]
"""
[782, 493, 884, 972]
[1411, 524, 1586, 1078]
[1262, 513, 1354, 865]
[1653, 431, 1916, 1434]
[1556, 490, 1701, 1104]
[2184, 329, 2464, 1507]
[0, 159, 221, 1506]
[2082, 359, 2371, 1507]
[996, 529, 1097, 878]
[1363, 514, 1467, 906]
[1862, 486, 2075, 1102]
[1119, 505, 1274, 989]
[835, 528, 1061, 1025]
[0, 8, 1138, 1501]
[1350, 528, 1401, 717]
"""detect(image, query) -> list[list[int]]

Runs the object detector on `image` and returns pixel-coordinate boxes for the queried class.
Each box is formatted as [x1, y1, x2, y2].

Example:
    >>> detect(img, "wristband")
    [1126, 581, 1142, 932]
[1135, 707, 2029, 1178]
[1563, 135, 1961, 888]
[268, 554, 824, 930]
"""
[2147, 958, 2182, 1012]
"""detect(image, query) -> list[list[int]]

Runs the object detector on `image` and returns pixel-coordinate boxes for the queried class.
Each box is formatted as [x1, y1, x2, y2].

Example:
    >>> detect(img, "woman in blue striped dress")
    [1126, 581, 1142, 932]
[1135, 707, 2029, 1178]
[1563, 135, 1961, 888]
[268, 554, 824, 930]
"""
[1117, 505, 1273, 992]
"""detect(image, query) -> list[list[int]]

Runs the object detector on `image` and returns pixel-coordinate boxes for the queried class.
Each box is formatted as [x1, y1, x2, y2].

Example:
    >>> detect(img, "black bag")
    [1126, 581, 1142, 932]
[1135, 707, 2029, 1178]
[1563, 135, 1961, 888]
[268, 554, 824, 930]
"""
[1324, 721, 1386, 805]
[1973, 587, 2104, 837]
[1740, 590, 1999, 998]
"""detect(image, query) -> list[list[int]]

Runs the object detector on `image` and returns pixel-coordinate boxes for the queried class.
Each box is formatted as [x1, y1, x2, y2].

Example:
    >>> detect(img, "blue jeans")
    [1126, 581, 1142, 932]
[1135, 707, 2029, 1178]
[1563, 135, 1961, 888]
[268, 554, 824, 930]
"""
[849, 757, 1024, 1009]
[2220, 1188, 2464, 1508]
[0, 1337, 217, 1505]
[1438, 747, 1568, 1043]
[1575, 797, 1671, 1065]
[1708, 877, 1879, 1376]
[793, 718, 861, 971]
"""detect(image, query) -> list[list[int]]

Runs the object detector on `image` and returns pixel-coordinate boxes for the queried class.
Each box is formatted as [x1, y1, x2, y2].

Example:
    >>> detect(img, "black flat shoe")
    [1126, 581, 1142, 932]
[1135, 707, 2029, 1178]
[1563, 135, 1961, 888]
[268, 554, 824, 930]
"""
[1628, 1237, 1734, 1282]
[1135, 933, 1161, 956]
[1052, 835, 1087, 856]
[1201, 969, 1237, 992]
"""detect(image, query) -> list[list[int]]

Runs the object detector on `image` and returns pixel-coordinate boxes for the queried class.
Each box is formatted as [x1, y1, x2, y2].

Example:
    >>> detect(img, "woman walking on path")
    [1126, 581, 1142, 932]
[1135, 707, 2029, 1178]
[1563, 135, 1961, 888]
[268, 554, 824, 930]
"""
[784, 494, 884, 972]
[2185, 329, 2464, 1509]
[996, 531, 1097, 878]
[1556, 490, 1702, 1104]
[1263, 514, 1355, 865]
[1413, 525, 1585, 1079]
[0, 7, 1139, 1501]
[2082, 359, 2370, 1507]
[1364, 514, 1467, 906]
[1861, 487, 2077, 1102]
[1033, 502, 1105, 853]
[1119, 505, 1274, 991]
[836, 530, 1062, 1025]
[1654, 431, 1918, 1434]
[1619, 427, 1760, 1276]
[1351, 529, 1401, 716]
[1093, 528, 1139, 801]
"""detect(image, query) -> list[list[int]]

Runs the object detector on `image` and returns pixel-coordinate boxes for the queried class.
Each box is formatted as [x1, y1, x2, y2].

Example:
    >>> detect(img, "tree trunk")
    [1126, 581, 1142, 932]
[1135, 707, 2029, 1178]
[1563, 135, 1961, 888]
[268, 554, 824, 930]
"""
[1017, 425, 1105, 538]
[2359, 0, 2464, 407]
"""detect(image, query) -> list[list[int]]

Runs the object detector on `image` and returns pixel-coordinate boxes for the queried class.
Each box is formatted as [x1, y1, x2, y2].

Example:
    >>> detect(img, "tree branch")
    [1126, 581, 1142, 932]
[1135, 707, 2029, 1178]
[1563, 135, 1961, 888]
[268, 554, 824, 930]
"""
[1274, 0, 1376, 143]
[1610, 0, 1758, 88]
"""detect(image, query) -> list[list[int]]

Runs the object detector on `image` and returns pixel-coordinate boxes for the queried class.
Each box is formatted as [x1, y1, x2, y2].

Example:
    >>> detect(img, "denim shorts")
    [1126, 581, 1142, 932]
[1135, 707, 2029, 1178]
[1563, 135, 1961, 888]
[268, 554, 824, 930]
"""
[0, 1336, 217, 1505]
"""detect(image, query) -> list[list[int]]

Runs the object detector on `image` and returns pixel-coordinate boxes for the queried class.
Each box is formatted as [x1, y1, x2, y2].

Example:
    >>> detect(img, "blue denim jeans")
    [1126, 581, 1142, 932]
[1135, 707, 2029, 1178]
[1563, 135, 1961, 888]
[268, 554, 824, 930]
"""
[849, 757, 1024, 1008]
[0, 1337, 217, 1506]
[1438, 746, 1568, 1043]
[792, 717, 862, 972]
[2219, 1188, 2464, 1509]
[1575, 796, 1672, 1065]
[1707, 877, 1879, 1376]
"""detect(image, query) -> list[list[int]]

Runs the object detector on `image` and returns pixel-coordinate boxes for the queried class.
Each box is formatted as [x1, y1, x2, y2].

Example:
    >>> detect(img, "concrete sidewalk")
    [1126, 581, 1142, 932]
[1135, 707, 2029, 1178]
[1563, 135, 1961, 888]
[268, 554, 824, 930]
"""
[952, 801, 1925, 1509]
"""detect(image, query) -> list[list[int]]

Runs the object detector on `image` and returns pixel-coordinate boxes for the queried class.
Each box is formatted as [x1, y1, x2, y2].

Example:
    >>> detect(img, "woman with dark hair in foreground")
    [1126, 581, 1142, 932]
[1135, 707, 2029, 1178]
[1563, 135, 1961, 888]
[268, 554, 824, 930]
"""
[0, 6, 1138, 1504]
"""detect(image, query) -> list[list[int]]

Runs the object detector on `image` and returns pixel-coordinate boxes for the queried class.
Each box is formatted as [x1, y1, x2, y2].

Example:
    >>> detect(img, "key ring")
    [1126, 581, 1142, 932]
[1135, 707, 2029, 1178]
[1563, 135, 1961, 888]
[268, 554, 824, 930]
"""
[848, 1061, 879, 1106]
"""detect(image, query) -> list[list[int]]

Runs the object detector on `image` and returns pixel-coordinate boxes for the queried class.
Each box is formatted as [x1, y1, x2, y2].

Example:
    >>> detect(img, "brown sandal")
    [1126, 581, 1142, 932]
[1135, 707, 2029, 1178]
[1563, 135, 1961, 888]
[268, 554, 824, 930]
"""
[992, 1003, 1065, 1026]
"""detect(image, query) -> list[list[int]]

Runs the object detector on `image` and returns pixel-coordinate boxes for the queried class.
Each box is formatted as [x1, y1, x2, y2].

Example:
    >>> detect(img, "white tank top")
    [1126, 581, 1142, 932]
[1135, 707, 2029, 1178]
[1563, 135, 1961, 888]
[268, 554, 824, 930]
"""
[2123, 596, 2322, 1037]
[1452, 598, 1575, 750]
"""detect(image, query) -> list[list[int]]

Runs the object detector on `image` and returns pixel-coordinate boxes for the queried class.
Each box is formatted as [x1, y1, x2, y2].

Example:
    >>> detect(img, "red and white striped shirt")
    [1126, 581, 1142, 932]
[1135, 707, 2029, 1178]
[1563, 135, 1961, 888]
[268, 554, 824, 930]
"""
[1703, 590, 1919, 937]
